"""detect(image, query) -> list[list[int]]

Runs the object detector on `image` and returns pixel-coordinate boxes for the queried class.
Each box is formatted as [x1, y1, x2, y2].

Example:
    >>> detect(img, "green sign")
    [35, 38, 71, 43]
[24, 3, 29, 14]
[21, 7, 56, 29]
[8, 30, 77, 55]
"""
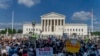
[85, 37, 89, 43]
[32, 34, 38, 39]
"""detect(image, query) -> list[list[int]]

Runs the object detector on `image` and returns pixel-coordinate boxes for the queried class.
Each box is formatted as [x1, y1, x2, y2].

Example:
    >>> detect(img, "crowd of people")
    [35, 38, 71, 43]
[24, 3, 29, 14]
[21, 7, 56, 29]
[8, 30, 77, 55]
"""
[0, 36, 99, 56]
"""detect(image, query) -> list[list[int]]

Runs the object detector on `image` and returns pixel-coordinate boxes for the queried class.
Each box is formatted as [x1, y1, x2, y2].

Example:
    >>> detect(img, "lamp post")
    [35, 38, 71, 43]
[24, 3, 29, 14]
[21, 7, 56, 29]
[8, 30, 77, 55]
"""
[40, 30, 43, 39]
[32, 21, 36, 34]
[32, 21, 36, 49]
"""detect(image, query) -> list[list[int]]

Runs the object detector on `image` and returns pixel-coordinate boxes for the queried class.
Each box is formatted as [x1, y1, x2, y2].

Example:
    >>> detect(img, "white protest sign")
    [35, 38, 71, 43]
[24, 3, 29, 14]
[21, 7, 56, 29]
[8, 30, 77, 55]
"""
[57, 53, 65, 56]
[36, 47, 53, 56]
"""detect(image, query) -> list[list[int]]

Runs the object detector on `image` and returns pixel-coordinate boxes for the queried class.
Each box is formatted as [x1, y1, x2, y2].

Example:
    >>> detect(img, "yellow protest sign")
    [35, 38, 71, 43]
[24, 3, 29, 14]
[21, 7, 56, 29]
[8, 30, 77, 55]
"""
[65, 39, 81, 53]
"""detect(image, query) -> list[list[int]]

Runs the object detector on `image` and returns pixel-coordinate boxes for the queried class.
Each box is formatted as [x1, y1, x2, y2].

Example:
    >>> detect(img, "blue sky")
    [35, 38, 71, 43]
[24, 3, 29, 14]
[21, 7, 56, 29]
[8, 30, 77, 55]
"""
[0, 0, 100, 31]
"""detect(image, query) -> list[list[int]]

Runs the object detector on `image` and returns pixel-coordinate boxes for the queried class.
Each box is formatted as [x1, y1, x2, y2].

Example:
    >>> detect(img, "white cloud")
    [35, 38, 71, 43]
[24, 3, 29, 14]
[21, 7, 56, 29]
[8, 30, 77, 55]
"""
[88, 25, 100, 32]
[0, 3, 9, 9]
[93, 26, 100, 31]
[88, 20, 100, 31]
[18, 0, 40, 7]
[72, 11, 91, 21]
[0, 0, 12, 9]
[94, 21, 100, 24]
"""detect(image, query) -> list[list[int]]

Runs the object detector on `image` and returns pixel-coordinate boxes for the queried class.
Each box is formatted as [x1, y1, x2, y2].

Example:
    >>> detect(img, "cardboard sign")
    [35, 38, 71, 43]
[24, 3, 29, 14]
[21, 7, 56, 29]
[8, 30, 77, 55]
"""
[36, 47, 53, 56]
[65, 39, 81, 53]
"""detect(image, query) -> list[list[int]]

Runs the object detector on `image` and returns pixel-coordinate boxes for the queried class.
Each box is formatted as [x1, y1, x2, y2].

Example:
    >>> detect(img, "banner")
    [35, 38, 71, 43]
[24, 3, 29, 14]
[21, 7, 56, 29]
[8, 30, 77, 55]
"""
[36, 47, 53, 56]
[65, 39, 81, 53]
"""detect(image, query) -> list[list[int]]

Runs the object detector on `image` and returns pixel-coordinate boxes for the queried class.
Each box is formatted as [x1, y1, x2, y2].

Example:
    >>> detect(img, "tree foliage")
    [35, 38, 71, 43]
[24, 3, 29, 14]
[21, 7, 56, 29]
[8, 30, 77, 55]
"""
[0, 28, 16, 34]
[0, 30, 6, 34]
[17, 29, 22, 33]
[91, 31, 100, 36]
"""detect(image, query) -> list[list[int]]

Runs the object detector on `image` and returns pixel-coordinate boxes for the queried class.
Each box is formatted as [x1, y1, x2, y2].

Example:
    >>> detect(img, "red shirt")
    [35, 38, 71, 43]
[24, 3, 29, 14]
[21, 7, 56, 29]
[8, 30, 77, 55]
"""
[22, 54, 28, 56]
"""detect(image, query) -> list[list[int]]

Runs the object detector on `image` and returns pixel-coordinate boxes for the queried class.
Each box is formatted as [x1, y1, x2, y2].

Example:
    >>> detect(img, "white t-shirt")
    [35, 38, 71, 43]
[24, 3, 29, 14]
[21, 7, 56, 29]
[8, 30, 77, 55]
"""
[83, 52, 88, 56]
[6, 46, 10, 52]
[1, 49, 7, 54]
[17, 42, 21, 45]
[57, 53, 64, 56]
[12, 53, 19, 56]
[13, 37, 16, 40]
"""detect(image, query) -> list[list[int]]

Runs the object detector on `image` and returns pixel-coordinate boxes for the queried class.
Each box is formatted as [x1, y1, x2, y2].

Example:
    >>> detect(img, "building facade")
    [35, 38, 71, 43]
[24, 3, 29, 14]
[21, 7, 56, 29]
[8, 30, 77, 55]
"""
[23, 12, 88, 37]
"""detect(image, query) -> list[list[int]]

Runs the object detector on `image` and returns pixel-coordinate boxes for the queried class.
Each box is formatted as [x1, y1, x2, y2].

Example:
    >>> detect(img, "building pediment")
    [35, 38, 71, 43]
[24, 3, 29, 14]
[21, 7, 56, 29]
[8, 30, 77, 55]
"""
[41, 12, 66, 18]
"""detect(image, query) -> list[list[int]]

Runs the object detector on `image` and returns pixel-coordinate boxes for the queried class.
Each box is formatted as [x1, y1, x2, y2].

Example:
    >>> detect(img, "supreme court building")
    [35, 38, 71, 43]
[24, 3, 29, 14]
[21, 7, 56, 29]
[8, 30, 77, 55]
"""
[23, 12, 88, 37]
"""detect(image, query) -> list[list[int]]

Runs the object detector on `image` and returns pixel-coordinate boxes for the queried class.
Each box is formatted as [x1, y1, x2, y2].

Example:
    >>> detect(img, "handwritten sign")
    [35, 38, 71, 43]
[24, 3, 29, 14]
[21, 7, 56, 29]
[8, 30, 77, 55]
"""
[65, 39, 81, 53]
[36, 47, 53, 56]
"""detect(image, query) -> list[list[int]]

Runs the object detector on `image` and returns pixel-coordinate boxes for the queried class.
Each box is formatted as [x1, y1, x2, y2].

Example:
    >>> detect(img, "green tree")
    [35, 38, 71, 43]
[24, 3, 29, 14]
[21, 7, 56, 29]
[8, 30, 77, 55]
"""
[91, 31, 100, 36]
[17, 29, 22, 33]
[0, 28, 16, 34]
[8, 28, 13, 34]
[6, 28, 16, 34]
[12, 29, 16, 34]
[0, 30, 6, 34]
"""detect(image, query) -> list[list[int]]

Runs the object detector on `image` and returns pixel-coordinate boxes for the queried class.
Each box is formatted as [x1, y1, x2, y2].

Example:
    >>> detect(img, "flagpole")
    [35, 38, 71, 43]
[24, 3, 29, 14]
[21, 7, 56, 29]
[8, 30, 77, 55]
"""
[12, 11, 14, 32]
[91, 9, 93, 32]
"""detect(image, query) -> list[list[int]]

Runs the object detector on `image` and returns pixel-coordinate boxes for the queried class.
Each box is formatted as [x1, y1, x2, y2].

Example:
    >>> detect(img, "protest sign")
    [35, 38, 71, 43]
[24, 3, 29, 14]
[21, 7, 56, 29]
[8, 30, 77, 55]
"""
[63, 33, 68, 39]
[36, 47, 53, 56]
[32, 34, 38, 39]
[57, 53, 65, 56]
[65, 39, 81, 53]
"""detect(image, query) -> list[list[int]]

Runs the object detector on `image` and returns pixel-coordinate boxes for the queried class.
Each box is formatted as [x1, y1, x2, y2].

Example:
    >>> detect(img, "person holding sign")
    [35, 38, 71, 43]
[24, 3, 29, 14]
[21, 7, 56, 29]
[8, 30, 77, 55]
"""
[65, 39, 81, 54]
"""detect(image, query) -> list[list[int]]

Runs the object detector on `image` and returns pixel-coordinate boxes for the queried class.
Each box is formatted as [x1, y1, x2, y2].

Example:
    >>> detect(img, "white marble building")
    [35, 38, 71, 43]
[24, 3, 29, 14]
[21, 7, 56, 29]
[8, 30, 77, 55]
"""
[23, 12, 88, 37]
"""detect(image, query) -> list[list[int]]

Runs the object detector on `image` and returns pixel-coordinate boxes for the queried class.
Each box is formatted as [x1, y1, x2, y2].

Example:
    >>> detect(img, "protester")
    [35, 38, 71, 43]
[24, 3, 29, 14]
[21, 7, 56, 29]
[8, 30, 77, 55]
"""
[0, 36, 99, 56]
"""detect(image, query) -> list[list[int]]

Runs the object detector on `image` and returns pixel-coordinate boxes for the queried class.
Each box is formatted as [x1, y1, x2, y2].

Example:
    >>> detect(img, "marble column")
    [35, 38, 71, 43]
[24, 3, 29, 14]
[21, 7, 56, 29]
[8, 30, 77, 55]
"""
[57, 19, 58, 26]
[47, 20, 49, 32]
[44, 20, 46, 32]
[41, 19, 43, 31]
[60, 19, 62, 26]
[50, 19, 52, 32]
[54, 19, 55, 31]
